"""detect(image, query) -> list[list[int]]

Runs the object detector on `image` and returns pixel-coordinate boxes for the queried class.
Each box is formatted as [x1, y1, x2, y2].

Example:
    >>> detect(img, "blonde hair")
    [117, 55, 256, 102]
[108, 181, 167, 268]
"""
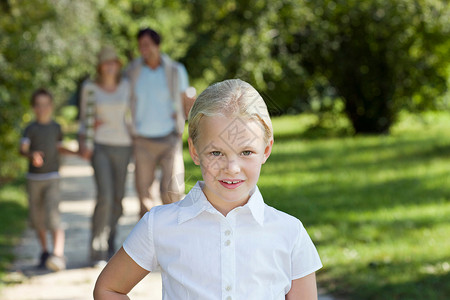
[188, 79, 273, 146]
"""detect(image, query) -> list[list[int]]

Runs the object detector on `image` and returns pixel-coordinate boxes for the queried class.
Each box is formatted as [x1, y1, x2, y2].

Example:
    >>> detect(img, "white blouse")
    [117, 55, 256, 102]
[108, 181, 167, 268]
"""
[124, 181, 322, 300]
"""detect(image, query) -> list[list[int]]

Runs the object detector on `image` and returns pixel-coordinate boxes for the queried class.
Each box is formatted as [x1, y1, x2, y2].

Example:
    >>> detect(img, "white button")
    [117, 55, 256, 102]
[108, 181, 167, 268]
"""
[225, 240, 231, 246]
[225, 285, 232, 291]
[225, 230, 231, 236]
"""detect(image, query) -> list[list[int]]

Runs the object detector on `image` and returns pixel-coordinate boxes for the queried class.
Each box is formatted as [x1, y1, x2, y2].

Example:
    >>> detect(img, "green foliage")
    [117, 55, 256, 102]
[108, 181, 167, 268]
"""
[185, 0, 450, 132]
[0, 0, 100, 180]
[184, 0, 296, 114]
[285, 0, 450, 133]
[1, 1, 51, 180]
[95, 0, 191, 61]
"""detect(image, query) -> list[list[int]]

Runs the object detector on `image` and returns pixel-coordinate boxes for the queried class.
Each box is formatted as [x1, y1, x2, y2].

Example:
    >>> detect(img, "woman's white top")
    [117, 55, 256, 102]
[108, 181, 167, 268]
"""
[79, 79, 132, 146]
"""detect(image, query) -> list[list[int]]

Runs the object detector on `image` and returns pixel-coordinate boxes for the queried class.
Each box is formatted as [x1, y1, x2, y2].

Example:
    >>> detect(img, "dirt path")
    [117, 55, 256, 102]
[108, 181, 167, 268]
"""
[1, 155, 334, 300]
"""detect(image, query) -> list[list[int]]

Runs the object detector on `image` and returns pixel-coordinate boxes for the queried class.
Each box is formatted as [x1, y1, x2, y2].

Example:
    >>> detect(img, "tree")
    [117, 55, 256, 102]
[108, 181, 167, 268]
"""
[183, 0, 297, 114]
[286, 0, 450, 133]
[184, 0, 450, 133]
[94, 0, 191, 62]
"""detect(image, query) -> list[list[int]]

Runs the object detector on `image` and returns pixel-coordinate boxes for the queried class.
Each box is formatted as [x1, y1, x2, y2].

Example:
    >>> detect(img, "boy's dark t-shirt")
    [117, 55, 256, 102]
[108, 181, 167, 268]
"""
[23, 121, 63, 174]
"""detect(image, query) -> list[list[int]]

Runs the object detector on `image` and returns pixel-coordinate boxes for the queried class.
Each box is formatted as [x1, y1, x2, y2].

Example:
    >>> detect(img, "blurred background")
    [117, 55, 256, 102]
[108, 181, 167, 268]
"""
[1, 1, 449, 299]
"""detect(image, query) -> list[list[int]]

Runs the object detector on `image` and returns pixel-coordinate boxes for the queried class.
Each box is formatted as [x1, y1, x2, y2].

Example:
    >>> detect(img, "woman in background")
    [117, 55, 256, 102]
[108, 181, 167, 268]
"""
[78, 45, 132, 267]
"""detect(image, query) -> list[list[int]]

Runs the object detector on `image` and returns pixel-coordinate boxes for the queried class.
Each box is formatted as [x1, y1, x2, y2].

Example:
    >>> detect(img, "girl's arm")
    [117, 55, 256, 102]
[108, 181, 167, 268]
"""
[286, 272, 318, 300]
[93, 247, 150, 300]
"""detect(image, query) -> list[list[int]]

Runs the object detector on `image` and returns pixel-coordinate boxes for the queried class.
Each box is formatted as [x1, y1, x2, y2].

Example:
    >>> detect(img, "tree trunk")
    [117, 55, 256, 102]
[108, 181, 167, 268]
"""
[343, 94, 394, 134]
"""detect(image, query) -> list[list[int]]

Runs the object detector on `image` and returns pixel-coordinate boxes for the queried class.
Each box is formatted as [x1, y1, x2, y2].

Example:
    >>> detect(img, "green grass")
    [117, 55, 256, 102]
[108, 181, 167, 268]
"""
[0, 179, 28, 285]
[184, 111, 450, 299]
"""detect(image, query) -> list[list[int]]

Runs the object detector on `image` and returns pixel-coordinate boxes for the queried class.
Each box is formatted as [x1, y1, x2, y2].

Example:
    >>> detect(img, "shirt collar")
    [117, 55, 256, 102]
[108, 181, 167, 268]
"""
[246, 186, 265, 226]
[177, 181, 265, 226]
[176, 182, 213, 224]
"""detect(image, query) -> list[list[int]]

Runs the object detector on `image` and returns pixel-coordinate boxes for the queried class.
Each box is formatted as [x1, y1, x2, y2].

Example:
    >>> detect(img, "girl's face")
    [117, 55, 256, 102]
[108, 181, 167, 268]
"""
[99, 60, 120, 78]
[188, 115, 273, 215]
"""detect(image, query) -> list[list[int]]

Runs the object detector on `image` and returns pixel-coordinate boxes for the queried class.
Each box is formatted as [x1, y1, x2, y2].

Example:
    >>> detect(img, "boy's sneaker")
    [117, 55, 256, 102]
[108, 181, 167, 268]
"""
[45, 255, 66, 272]
[38, 251, 50, 269]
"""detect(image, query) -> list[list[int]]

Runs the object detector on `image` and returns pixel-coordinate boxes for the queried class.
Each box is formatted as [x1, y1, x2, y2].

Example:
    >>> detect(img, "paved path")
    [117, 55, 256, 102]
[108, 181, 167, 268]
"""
[1, 155, 334, 300]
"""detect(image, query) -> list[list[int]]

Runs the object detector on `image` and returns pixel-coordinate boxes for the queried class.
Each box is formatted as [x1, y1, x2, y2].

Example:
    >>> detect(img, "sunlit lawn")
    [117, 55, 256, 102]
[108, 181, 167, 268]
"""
[184, 111, 450, 299]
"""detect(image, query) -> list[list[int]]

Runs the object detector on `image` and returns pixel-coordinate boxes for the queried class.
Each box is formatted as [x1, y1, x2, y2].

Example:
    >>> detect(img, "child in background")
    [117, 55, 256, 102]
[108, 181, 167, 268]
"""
[94, 79, 322, 299]
[20, 88, 76, 271]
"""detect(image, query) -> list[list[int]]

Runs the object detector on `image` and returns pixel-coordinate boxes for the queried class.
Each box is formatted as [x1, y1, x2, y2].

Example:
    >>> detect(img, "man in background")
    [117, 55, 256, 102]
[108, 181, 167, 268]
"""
[126, 28, 195, 217]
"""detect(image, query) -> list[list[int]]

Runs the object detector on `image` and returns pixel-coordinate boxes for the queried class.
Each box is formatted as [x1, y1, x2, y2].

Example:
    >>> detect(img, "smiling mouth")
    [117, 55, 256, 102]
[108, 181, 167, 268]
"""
[222, 180, 242, 184]
[219, 180, 245, 189]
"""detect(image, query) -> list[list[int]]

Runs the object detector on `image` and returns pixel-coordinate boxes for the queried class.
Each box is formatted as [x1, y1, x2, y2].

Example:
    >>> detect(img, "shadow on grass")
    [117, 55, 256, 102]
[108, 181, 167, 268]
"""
[267, 136, 450, 172]
[376, 270, 450, 300]
[260, 177, 448, 228]
[323, 257, 450, 300]
[274, 125, 353, 141]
